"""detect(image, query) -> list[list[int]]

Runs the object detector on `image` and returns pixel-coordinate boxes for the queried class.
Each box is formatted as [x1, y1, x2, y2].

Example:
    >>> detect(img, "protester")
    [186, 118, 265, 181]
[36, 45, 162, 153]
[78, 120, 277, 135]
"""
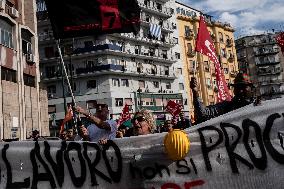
[132, 109, 156, 136]
[59, 130, 67, 140]
[32, 130, 40, 141]
[160, 120, 174, 132]
[65, 128, 75, 141]
[190, 72, 255, 123]
[175, 112, 192, 129]
[116, 124, 127, 138]
[75, 104, 117, 143]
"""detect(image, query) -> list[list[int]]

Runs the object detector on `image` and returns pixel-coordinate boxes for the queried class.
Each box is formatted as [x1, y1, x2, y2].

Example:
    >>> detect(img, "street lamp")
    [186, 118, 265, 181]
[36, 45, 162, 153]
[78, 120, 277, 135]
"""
[137, 87, 142, 109]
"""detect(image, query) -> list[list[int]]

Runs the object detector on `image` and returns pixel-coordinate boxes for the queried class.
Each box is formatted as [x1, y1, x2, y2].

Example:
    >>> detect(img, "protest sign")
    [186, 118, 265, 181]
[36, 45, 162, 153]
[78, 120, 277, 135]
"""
[0, 97, 283, 188]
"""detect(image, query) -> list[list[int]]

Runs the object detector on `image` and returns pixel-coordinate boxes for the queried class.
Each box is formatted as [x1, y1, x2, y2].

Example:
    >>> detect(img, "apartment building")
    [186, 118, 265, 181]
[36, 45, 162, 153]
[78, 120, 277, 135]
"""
[175, 2, 239, 117]
[0, 0, 48, 140]
[236, 33, 284, 99]
[37, 0, 188, 129]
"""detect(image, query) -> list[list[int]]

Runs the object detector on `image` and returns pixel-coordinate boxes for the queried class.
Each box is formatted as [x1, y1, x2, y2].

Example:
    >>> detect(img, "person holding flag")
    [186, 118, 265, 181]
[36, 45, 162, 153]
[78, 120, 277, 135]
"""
[75, 104, 117, 143]
[190, 72, 255, 124]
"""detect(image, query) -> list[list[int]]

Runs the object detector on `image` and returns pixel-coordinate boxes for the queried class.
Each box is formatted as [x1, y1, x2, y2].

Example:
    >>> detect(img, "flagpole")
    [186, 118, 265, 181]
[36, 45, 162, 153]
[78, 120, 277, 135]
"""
[56, 40, 76, 105]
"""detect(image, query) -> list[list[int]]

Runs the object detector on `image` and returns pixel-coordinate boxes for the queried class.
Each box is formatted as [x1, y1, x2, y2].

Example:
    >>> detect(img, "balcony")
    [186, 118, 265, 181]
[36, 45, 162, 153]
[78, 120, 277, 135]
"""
[257, 68, 282, 76]
[139, 2, 172, 18]
[228, 54, 234, 62]
[69, 64, 176, 80]
[185, 31, 194, 40]
[255, 48, 280, 56]
[113, 33, 175, 48]
[187, 51, 196, 58]
[38, 31, 54, 41]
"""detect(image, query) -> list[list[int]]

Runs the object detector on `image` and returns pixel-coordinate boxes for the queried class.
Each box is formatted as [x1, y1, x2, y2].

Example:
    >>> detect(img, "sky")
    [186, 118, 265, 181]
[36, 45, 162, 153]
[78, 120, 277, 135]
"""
[180, 0, 284, 38]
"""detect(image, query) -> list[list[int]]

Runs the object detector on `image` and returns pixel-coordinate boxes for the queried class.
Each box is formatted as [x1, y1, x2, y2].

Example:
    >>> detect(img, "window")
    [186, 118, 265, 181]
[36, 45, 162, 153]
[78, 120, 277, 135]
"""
[22, 40, 32, 54]
[44, 46, 55, 58]
[47, 85, 56, 94]
[86, 60, 95, 69]
[138, 80, 145, 88]
[135, 45, 141, 54]
[187, 43, 193, 52]
[219, 32, 223, 42]
[121, 79, 129, 87]
[204, 61, 210, 72]
[206, 78, 211, 88]
[173, 37, 178, 44]
[166, 82, 171, 89]
[1, 67, 16, 83]
[45, 66, 56, 78]
[86, 100, 97, 109]
[221, 48, 226, 58]
[112, 78, 120, 87]
[224, 68, 229, 74]
[0, 19, 14, 49]
[145, 14, 150, 22]
[24, 74, 35, 87]
[177, 68, 182, 75]
[153, 81, 159, 88]
[179, 83, 184, 90]
[115, 98, 123, 107]
[185, 26, 192, 37]
[175, 53, 180, 59]
[162, 50, 167, 59]
[165, 66, 169, 76]
[48, 105, 56, 114]
[87, 80, 96, 88]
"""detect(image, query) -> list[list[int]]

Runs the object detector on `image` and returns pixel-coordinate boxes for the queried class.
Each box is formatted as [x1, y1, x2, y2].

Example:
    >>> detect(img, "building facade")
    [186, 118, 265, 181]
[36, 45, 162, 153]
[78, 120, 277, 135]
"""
[0, 0, 48, 140]
[175, 2, 239, 118]
[37, 0, 188, 130]
[236, 34, 284, 99]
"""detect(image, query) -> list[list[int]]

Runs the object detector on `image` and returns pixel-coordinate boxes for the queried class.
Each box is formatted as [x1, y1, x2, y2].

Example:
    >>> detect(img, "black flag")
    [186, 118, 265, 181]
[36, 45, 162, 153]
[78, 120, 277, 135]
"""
[44, 0, 141, 39]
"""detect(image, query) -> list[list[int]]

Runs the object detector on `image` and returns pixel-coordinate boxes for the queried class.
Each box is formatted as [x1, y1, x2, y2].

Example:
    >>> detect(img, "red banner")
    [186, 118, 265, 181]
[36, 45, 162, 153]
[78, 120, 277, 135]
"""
[45, 0, 140, 39]
[117, 104, 131, 125]
[195, 16, 231, 102]
[276, 32, 284, 53]
[165, 100, 183, 117]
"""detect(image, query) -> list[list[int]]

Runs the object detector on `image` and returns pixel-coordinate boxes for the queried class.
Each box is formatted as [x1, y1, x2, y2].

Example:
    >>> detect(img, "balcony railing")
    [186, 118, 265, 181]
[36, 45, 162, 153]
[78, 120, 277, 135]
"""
[255, 48, 280, 56]
[139, 2, 172, 18]
[226, 39, 233, 47]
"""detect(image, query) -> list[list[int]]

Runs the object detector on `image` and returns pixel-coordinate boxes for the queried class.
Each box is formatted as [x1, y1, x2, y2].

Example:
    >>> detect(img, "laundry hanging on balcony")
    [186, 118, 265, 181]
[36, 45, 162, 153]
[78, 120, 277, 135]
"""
[150, 23, 161, 39]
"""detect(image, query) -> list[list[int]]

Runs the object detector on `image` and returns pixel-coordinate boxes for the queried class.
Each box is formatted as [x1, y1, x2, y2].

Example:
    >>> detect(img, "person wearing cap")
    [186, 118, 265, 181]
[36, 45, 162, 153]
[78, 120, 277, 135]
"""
[190, 72, 255, 124]
[75, 104, 117, 143]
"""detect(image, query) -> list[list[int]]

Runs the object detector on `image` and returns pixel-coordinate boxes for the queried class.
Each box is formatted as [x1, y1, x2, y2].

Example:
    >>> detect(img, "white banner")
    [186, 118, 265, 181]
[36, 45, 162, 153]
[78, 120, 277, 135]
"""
[0, 97, 284, 189]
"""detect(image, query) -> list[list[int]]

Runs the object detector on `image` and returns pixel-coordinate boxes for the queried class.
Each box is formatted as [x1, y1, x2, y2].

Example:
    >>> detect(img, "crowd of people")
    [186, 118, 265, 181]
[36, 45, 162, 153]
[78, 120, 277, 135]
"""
[55, 72, 260, 143]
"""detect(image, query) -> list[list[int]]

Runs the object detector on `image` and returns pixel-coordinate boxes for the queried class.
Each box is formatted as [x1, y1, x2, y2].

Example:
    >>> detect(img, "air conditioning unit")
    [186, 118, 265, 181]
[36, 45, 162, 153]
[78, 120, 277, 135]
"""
[0, 0, 5, 10]
[9, 7, 19, 18]
[25, 54, 34, 63]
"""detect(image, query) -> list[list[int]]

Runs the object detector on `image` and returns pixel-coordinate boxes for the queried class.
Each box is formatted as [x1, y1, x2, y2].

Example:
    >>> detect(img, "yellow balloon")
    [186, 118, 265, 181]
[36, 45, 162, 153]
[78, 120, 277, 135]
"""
[164, 129, 190, 161]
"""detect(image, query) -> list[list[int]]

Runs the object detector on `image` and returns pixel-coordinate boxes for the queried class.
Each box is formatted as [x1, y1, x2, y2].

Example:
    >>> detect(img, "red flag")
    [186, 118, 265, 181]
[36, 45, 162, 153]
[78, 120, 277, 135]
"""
[195, 16, 231, 102]
[59, 106, 73, 134]
[117, 104, 131, 125]
[275, 32, 284, 53]
[165, 100, 183, 117]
